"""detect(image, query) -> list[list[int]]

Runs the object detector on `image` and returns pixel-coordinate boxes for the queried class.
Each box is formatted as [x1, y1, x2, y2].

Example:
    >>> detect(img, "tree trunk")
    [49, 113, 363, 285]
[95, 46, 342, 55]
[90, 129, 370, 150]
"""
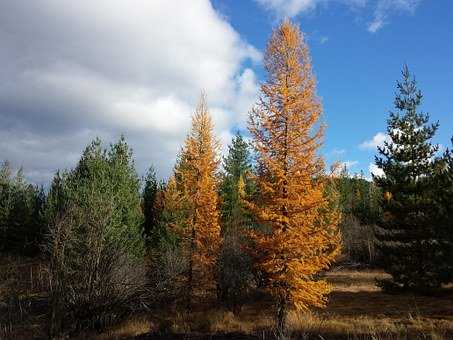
[276, 295, 288, 336]
[186, 223, 195, 311]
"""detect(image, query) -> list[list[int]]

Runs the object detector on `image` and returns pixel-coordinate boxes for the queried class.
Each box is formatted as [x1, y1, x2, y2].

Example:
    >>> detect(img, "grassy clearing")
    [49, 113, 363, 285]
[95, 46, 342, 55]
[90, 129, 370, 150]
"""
[131, 268, 453, 339]
[1, 257, 452, 339]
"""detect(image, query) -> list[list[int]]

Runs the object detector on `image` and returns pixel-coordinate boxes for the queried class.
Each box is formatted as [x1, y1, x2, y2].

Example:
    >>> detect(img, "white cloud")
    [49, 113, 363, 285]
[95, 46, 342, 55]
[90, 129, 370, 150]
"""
[369, 163, 384, 177]
[255, 0, 422, 33]
[368, 19, 385, 33]
[368, 0, 422, 33]
[359, 132, 390, 150]
[0, 0, 261, 184]
[255, 0, 367, 18]
[256, 0, 318, 18]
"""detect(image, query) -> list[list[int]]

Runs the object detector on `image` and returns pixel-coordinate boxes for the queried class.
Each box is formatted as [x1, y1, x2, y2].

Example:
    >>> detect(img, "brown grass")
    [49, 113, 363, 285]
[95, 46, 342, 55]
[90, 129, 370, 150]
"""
[132, 267, 453, 339]
[2, 256, 453, 339]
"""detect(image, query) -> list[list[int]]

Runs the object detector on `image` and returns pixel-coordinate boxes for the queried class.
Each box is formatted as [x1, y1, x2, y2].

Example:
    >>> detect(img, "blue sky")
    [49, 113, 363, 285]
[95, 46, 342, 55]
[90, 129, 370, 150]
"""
[0, 0, 451, 183]
[213, 0, 453, 176]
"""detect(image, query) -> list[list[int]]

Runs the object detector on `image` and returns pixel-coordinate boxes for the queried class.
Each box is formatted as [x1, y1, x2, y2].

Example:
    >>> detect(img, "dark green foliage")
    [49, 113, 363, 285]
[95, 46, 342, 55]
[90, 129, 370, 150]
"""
[432, 139, 453, 283]
[219, 132, 254, 230]
[374, 65, 442, 291]
[43, 170, 67, 228]
[48, 137, 145, 256]
[142, 166, 161, 244]
[0, 162, 46, 256]
[218, 133, 254, 309]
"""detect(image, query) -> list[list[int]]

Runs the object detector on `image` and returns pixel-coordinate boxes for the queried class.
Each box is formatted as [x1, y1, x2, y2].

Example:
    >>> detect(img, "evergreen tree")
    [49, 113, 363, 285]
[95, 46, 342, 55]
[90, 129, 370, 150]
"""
[433, 139, 453, 283]
[47, 137, 145, 257]
[107, 136, 144, 254]
[143, 166, 160, 244]
[247, 20, 341, 333]
[0, 161, 13, 251]
[374, 65, 441, 291]
[218, 133, 255, 309]
[0, 162, 46, 255]
[219, 132, 253, 231]
[43, 170, 67, 228]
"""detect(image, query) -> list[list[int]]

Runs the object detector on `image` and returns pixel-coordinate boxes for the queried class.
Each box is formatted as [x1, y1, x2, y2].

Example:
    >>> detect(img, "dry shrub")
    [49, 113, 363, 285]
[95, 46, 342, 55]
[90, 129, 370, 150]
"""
[217, 229, 254, 311]
[0, 256, 48, 339]
[47, 199, 148, 337]
[147, 243, 188, 305]
[340, 215, 377, 264]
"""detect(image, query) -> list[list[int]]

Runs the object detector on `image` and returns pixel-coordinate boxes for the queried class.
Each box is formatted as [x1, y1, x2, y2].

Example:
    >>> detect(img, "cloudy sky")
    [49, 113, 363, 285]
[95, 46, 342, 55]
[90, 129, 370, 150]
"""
[1, 0, 452, 184]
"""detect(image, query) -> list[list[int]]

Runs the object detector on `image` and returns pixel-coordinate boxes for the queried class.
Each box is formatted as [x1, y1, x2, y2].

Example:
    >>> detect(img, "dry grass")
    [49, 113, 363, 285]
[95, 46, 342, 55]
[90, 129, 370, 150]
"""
[2, 256, 453, 339]
[132, 267, 453, 339]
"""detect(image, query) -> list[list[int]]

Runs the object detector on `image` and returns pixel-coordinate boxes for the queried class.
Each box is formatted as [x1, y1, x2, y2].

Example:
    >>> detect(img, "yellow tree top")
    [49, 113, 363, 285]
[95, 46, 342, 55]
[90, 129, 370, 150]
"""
[248, 20, 341, 313]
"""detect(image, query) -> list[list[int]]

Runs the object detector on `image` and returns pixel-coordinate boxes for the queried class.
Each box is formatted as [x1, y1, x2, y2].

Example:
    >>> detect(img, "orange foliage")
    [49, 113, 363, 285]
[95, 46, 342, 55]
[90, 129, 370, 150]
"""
[173, 94, 221, 303]
[247, 20, 341, 329]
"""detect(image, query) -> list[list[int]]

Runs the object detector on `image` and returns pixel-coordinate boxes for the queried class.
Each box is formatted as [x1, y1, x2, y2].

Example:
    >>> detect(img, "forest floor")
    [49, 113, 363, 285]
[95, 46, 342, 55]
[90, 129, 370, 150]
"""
[2, 256, 453, 339]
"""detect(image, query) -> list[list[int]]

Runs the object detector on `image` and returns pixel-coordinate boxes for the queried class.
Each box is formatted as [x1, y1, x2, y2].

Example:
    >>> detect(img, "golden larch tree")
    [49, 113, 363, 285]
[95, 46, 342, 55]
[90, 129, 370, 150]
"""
[247, 20, 341, 332]
[173, 94, 221, 308]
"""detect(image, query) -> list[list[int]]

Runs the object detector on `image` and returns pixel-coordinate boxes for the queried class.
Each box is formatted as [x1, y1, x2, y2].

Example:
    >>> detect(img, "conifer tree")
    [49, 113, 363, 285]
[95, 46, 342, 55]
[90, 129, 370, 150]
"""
[220, 132, 254, 232]
[142, 166, 160, 244]
[218, 133, 255, 308]
[247, 20, 341, 333]
[374, 65, 441, 291]
[172, 95, 221, 307]
[433, 139, 453, 283]
[0, 162, 46, 255]
[47, 137, 145, 257]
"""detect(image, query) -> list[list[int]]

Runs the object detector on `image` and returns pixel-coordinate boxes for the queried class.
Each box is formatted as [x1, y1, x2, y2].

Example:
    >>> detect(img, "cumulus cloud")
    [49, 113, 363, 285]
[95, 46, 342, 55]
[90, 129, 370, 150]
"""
[368, 0, 422, 33]
[359, 132, 390, 150]
[0, 0, 261, 184]
[369, 163, 384, 177]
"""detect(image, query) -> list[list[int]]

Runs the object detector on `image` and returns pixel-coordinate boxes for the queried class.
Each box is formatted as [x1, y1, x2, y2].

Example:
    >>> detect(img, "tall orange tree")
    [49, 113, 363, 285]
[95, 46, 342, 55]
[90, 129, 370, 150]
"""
[247, 20, 341, 332]
[173, 94, 221, 308]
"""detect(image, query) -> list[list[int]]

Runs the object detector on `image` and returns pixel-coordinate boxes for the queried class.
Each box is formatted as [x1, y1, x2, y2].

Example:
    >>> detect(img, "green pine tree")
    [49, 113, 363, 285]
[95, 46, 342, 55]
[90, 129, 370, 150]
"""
[142, 166, 161, 244]
[218, 132, 254, 308]
[433, 138, 453, 283]
[219, 132, 254, 231]
[48, 136, 145, 257]
[0, 162, 46, 255]
[374, 65, 441, 291]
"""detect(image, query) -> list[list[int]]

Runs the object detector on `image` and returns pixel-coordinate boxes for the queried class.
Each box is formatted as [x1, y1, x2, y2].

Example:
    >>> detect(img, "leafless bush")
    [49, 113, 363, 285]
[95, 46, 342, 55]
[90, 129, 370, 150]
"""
[217, 229, 253, 312]
[47, 197, 148, 337]
[0, 256, 48, 339]
[147, 244, 188, 305]
[340, 214, 377, 264]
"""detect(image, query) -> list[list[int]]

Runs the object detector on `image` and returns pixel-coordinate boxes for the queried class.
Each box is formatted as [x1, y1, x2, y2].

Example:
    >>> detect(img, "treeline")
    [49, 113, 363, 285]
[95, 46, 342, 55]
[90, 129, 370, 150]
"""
[0, 163, 46, 256]
[1, 19, 452, 338]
